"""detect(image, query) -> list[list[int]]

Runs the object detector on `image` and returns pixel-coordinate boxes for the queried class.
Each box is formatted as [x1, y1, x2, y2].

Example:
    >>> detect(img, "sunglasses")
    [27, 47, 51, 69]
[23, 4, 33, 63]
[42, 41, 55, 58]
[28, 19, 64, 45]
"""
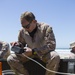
[22, 22, 31, 29]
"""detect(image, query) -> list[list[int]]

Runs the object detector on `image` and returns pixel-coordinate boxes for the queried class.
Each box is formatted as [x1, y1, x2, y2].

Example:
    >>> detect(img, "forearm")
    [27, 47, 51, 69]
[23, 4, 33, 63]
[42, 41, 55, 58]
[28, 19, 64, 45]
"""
[33, 42, 56, 55]
[33, 26, 56, 55]
[18, 30, 26, 47]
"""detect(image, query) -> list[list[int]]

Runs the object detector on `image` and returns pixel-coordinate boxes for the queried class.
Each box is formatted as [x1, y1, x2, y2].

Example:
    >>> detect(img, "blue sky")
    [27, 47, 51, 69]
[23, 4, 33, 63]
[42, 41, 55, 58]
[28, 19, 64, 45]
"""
[0, 0, 75, 48]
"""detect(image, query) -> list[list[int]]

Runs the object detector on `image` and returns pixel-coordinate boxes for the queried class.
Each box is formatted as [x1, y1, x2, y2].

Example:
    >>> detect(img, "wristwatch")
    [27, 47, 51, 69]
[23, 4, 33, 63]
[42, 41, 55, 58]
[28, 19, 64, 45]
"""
[32, 48, 37, 55]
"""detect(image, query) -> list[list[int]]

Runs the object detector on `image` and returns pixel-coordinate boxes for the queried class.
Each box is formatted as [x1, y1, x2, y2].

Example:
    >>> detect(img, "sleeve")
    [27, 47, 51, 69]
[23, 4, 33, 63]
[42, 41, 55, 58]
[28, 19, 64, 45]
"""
[33, 25, 56, 55]
[18, 29, 26, 47]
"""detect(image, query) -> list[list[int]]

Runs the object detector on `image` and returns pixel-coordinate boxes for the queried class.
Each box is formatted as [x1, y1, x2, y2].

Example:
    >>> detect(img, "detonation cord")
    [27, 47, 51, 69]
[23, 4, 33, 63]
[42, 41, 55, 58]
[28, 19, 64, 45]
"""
[22, 53, 75, 75]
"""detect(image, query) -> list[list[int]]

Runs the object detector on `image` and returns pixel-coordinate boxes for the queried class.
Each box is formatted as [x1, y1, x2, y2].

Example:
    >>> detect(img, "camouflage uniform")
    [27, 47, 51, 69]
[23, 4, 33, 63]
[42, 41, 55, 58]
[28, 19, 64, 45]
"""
[69, 52, 75, 59]
[7, 23, 60, 75]
[0, 41, 10, 59]
[69, 42, 75, 59]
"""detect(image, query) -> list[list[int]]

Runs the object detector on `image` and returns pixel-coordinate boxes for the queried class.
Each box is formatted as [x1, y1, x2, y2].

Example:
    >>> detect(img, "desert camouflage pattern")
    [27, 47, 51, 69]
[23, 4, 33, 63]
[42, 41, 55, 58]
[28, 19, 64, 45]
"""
[70, 42, 75, 48]
[18, 22, 56, 57]
[0, 41, 10, 59]
[69, 52, 75, 59]
[7, 23, 60, 75]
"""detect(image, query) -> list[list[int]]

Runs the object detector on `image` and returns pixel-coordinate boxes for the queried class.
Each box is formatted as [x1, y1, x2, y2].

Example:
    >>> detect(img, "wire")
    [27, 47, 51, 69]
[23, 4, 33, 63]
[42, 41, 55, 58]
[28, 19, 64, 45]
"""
[22, 53, 75, 75]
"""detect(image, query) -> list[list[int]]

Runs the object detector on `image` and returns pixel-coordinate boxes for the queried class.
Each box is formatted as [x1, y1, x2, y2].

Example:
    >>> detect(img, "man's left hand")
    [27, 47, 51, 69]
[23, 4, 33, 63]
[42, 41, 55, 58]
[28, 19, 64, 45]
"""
[23, 47, 32, 56]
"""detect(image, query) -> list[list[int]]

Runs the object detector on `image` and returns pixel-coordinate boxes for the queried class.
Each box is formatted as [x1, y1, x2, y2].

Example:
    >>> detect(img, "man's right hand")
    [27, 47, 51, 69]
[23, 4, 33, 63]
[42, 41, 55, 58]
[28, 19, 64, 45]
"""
[10, 42, 20, 47]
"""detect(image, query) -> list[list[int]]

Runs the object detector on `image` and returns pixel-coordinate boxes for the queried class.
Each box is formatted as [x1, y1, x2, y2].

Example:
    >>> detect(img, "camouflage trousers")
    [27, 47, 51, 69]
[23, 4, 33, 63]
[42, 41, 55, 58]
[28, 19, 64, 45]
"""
[7, 51, 60, 75]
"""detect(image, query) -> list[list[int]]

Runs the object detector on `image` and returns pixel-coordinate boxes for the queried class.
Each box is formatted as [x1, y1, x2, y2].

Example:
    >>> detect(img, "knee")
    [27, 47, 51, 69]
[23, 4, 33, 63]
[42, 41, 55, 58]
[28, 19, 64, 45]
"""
[7, 54, 14, 64]
[7, 55, 11, 62]
[54, 54, 60, 63]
